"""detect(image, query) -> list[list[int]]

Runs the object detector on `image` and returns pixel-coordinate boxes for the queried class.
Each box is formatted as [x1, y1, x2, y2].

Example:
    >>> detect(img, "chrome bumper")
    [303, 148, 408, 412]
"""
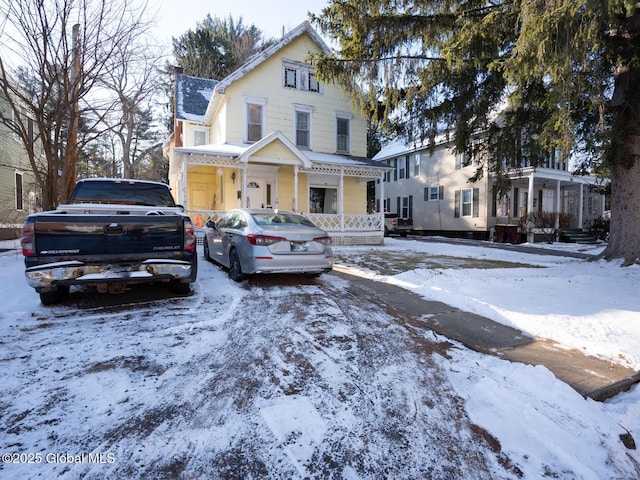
[25, 259, 193, 290]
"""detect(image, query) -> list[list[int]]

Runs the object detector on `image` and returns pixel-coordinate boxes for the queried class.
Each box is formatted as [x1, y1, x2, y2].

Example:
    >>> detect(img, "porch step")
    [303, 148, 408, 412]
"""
[560, 229, 601, 244]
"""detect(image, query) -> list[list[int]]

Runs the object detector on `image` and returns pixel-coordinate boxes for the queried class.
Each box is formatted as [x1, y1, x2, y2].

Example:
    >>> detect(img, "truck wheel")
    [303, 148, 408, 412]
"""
[228, 249, 243, 282]
[39, 285, 69, 305]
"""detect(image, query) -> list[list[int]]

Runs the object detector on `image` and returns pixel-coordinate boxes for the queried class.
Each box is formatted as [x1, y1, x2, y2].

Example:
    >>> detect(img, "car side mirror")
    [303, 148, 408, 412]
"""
[206, 219, 216, 229]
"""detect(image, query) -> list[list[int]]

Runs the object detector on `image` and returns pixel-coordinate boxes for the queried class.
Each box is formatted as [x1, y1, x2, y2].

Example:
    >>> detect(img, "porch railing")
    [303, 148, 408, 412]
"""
[187, 210, 383, 232]
[306, 213, 383, 232]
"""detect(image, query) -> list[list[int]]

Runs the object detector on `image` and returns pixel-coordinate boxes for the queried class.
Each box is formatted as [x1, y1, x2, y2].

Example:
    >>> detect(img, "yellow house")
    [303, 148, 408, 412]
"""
[166, 22, 388, 245]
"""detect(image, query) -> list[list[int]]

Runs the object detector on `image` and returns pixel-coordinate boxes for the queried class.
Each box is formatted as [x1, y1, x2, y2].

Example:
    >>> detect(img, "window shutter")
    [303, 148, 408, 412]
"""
[454, 190, 460, 217]
[439, 185, 444, 200]
[513, 188, 519, 218]
[491, 190, 497, 217]
[473, 188, 480, 217]
[409, 195, 413, 218]
[424, 187, 429, 201]
[393, 159, 397, 181]
[455, 153, 461, 170]
[396, 197, 400, 215]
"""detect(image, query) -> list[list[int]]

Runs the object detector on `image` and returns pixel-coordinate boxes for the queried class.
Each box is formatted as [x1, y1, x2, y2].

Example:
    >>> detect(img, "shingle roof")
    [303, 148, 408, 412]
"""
[175, 73, 218, 123]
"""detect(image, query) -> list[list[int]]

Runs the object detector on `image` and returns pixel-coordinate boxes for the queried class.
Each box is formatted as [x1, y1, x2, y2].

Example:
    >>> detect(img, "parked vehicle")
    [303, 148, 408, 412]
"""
[20, 178, 197, 305]
[203, 209, 333, 281]
[384, 213, 413, 237]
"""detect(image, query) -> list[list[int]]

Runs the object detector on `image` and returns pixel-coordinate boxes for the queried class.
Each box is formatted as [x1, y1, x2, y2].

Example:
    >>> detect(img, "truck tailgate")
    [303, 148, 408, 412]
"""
[32, 214, 185, 256]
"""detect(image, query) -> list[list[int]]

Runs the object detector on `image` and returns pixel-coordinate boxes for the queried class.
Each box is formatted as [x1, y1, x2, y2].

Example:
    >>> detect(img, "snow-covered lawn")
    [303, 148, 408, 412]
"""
[0, 238, 638, 479]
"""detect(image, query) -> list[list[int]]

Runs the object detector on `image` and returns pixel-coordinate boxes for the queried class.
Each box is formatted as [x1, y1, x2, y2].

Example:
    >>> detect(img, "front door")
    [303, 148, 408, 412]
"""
[246, 178, 266, 209]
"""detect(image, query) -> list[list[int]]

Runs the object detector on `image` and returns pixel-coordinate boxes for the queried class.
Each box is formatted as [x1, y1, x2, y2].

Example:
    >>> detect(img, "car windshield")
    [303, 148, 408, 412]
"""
[251, 212, 317, 228]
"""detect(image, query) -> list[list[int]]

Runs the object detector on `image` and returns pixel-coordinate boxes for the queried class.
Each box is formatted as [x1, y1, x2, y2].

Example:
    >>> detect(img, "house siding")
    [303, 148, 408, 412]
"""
[0, 93, 38, 239]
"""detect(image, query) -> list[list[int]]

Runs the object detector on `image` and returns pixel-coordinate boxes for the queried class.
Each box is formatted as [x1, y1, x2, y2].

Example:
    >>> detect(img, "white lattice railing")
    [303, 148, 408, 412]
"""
[306, 213, 383, 232]
[187, 210, 383, 235]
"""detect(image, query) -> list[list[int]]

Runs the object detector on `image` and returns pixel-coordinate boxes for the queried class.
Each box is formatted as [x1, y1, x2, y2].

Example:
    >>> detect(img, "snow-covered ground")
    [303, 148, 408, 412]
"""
[0, 237, 638, 479]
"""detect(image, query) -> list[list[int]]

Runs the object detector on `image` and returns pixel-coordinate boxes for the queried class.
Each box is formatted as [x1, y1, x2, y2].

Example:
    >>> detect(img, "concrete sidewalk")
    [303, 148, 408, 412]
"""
[331, 267, 640, 401]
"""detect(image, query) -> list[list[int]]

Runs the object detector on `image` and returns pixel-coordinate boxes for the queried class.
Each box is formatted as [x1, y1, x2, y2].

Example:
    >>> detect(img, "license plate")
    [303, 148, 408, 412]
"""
[291, 241, 309, 252]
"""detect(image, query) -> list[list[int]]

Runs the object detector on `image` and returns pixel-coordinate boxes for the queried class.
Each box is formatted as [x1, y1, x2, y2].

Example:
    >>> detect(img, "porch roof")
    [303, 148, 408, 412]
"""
[172, 130, 389, 178]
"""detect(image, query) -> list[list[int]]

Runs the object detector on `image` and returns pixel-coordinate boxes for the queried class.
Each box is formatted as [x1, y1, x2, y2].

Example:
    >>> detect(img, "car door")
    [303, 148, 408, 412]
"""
[209, 212, 232, 265]
[220, 211, 247, 267]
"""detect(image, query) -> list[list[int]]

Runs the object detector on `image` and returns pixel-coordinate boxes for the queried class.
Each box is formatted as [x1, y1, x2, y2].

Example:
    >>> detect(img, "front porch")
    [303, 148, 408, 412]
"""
[493, 166, 607, 243]
[170, 131, 388, 246]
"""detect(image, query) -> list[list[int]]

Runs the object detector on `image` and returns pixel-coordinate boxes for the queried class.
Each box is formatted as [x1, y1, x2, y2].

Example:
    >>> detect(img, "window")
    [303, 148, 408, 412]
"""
[461, 189, 473, 216]
[413, 154, 420, 177]
[310, 187, 337, 214]
[397, 196, 413, 218]
[193, 129, 208, 146]
[293, 105, 313, 149]
[424, 185, 443, 201]
[397, 155, 410, 179]
[15, 172, 23, 211]
[308, 72, 320, 92]
[246, 102, 264, 143]
[455, 188, 480, 218]
[336, 116, 350, 153]
[284, 67, 297, 88]
[282, 60, 321, 93]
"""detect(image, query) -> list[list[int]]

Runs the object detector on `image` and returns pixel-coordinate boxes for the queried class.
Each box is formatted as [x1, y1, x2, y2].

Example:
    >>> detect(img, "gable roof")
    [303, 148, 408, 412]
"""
[175, 73, 218, 123]
[203, 22, 331, 123]
[213, 21, 331, 96]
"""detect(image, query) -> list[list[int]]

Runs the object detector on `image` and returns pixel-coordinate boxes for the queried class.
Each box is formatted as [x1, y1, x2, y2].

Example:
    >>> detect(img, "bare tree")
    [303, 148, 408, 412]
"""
[0, 0, 153, 210]
[97, 40, 166, 179]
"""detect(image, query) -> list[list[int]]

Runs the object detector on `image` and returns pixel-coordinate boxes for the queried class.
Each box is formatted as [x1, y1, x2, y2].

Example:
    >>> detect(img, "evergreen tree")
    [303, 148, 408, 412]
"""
[312, 1, 640, 265]
[172, 15, 269, 79]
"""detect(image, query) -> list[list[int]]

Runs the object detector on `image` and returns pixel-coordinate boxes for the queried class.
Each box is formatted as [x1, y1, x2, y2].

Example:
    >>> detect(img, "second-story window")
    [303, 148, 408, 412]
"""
[336, 115, 350, 153]
[296, 111, 310, 149]
[193, 129, 208, 146]
[245, 97, 267, 143]
[247, 104, 262, 142]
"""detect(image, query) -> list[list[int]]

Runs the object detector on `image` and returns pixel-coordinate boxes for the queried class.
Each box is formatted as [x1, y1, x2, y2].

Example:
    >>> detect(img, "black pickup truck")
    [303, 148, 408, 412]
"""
[20, 178, 197, 305]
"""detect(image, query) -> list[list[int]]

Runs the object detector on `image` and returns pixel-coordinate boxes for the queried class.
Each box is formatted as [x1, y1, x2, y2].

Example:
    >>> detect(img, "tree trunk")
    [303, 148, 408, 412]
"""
[603, 146, 640, 265]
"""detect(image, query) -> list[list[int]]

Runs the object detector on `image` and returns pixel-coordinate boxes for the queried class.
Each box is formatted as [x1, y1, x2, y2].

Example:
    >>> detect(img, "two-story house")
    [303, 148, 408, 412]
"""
[0, 88, 39, 240]
[165, 22, 388, 246]
[374, 136, 606, 242]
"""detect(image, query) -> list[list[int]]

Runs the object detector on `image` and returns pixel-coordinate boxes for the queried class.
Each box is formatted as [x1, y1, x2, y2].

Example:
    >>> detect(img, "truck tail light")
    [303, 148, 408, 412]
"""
[21, 221, 34, 256]
[184, 220, 196, 251]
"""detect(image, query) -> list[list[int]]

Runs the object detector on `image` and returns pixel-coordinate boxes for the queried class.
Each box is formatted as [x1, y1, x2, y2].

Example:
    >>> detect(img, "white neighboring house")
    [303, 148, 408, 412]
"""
[373, 136, 607, 243]
[165, 22, 389, 245]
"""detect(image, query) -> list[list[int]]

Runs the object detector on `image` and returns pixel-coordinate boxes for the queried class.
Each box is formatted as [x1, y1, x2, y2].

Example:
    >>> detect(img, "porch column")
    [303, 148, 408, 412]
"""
[293, 165, 299, 212]
[555, 179, 561, 230]
[577, 182, 584, 229]
[527, 173, 535, 243]
[241, 165, 248, 208]
[340, 167, 345, 231]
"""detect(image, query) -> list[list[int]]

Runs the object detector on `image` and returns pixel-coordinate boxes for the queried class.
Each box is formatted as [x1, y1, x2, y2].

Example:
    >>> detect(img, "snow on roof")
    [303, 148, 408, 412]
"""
[176, 73, 218, 123]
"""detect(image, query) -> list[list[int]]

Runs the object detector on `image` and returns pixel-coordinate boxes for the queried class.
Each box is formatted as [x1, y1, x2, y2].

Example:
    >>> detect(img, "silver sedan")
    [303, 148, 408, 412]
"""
[203, 209, 334, 281]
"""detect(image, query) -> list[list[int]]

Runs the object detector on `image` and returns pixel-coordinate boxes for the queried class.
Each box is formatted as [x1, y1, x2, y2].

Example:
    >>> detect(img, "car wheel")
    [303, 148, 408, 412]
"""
[39, 285, 69, 305]
[384, 227, 389, 237]
[228, 249, 243, 282]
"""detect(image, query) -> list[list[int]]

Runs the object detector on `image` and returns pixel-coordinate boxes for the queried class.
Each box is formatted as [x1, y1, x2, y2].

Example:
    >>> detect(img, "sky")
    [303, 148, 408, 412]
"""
[1, 236, 639, 478]
[151, 0, 331, 45]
